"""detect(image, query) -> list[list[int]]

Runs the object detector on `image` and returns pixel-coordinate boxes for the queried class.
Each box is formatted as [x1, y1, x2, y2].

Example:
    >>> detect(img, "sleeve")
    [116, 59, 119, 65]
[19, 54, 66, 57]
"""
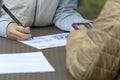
[0, 18, 11, 37]
[53, 0, 91, 31]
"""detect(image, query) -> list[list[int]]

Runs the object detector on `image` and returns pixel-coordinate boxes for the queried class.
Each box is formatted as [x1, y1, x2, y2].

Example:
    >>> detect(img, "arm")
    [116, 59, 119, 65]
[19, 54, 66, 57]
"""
[0, 18, 11, 37]
[0, 18, 31, 40]
[0, 1, 10, 37]
[0, 3, 31, 40]
[53, 0, 90, 31]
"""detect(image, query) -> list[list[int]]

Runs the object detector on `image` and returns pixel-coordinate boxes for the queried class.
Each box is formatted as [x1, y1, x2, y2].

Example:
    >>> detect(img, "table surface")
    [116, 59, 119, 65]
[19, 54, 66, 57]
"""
[0, 26, 74, 80]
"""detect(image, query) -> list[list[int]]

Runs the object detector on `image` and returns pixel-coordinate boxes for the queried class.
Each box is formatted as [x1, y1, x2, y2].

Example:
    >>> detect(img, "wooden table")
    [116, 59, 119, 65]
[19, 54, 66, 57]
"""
[0, 26, 74, 80]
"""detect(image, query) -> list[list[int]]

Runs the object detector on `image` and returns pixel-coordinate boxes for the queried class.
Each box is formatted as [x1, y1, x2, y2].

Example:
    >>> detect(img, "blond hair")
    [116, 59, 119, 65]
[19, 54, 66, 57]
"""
[66, 26, 120, 80]
[66, 0, 120, 79]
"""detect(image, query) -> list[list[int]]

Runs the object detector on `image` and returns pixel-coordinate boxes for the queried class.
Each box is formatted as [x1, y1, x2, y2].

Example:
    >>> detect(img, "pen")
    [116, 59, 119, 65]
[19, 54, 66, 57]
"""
[1, 4, 33, 39]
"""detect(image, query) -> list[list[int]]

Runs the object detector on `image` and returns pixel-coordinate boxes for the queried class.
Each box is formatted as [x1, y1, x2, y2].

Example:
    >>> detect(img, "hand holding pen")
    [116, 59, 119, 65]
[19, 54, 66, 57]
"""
[7, 23, 32, 40]
[2, 4, 33, 40]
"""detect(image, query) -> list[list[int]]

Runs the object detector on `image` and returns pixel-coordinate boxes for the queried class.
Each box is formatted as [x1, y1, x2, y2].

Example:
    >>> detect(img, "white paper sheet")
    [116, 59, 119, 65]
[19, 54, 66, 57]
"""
[19, 33, 69, 49]
[0, 52, 55, 74]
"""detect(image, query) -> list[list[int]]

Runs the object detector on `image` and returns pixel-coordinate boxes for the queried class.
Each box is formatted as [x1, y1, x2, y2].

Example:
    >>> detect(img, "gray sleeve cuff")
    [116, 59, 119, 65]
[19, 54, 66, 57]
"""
[0, 18, 11, 37]
[53, 0, 91, 32]
[54, 13, 91, 31]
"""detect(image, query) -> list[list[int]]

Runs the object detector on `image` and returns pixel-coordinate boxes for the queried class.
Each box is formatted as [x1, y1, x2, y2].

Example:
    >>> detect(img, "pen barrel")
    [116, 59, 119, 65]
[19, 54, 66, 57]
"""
[1, 4, 23, 26]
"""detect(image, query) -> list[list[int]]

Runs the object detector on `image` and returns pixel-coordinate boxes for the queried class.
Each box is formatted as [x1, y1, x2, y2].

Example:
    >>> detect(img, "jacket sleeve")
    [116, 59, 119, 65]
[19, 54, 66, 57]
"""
[0, 0, 11, 37]
[0, 18, 11, 37]
[53, 0, 90, 31]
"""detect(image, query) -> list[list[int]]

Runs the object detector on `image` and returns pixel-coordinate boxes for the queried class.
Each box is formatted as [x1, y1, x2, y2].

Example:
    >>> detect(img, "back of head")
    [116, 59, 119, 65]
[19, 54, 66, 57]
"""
[66, 28, 120, 80]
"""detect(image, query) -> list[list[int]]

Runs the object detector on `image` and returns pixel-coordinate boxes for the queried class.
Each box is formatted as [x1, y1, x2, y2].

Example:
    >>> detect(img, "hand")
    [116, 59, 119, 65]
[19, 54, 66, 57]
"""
[7, 22, 32, 40]
[66, 25, 87, 48]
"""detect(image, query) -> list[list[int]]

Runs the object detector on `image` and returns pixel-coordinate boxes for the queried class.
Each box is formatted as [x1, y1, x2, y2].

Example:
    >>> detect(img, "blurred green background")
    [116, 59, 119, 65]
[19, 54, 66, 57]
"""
[78, 0, 107, 20]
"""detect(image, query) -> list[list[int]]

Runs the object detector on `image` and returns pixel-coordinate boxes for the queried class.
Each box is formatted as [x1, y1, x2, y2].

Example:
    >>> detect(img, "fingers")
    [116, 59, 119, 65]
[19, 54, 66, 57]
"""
[16, 26, 31, 34]
[7, 23, 32, 40]
[77, 25, 88, 31]
[68, 30, 86, 42]
[66, 29, 87, 48]
[9, 30, 32, 40]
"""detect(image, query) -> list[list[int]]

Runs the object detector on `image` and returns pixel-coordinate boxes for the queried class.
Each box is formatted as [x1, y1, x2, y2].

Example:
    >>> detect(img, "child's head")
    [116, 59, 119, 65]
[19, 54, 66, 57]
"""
[66, 28, 120, 79]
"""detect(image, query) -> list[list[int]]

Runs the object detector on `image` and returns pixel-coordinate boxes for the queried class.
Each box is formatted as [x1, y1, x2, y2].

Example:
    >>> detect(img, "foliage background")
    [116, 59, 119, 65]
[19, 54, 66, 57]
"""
[78, 0, 107, 20]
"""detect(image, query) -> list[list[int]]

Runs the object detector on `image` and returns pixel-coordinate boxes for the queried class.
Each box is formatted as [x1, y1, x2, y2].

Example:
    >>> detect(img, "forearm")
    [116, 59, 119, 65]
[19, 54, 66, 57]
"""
[0, 18, 11, 37]
[53, 0, 90, 31]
